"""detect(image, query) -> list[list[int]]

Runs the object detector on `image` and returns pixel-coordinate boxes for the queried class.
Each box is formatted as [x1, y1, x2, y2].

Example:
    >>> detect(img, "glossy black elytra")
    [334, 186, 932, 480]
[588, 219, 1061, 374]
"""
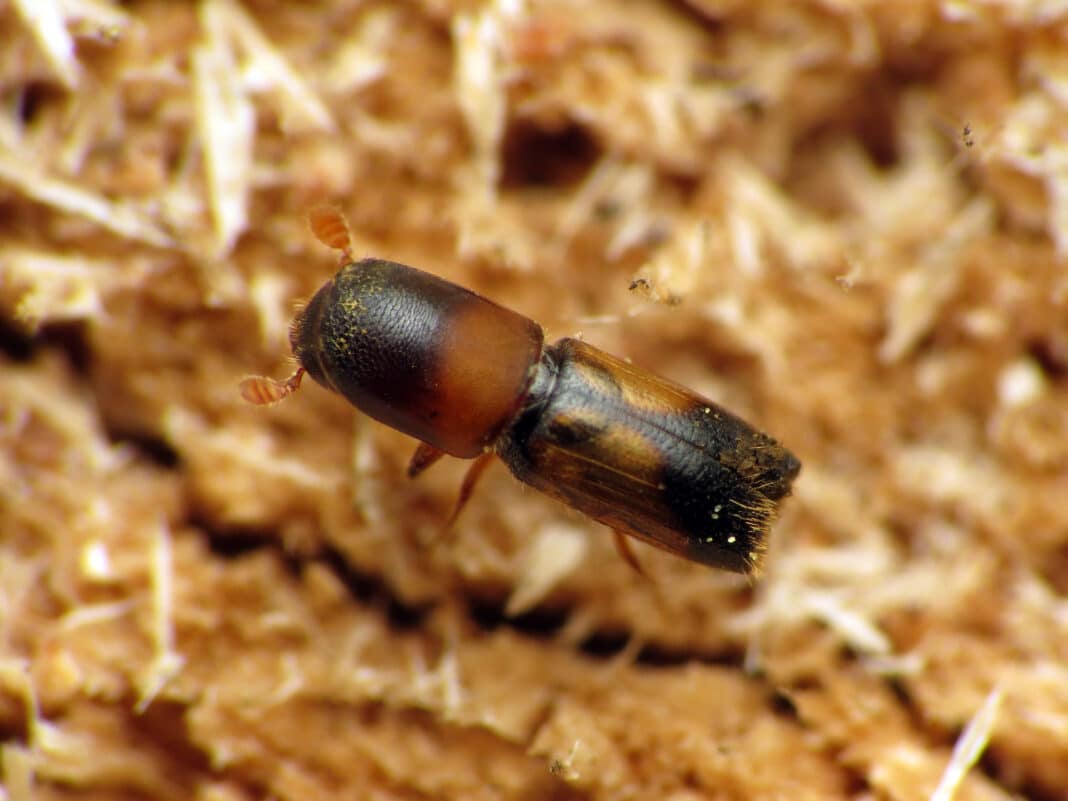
[241, 208, 800, 575]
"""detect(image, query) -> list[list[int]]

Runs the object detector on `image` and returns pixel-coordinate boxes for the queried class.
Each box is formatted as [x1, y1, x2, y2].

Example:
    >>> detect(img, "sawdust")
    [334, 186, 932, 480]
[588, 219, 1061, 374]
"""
[2, 1, 1067, 799]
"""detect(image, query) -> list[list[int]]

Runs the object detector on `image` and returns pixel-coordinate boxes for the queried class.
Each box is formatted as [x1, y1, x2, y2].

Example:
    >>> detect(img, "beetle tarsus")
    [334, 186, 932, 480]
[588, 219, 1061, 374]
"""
[448, 452, 495, 527]
[408, 442, 447, 478]
[612, 529, 648, 578]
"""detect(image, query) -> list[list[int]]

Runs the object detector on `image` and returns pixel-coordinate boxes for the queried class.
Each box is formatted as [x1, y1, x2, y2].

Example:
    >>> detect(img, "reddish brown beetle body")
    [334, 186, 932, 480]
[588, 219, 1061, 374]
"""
[242, 209, 800, 575]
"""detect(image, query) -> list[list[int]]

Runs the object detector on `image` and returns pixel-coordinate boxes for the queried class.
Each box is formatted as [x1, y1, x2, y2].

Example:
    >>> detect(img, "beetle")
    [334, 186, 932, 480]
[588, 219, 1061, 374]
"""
[241, 208, 800, 575]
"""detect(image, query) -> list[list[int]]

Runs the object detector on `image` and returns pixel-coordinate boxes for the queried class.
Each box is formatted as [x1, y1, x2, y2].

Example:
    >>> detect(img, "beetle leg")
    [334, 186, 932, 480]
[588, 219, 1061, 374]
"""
[448, 451, 495, 526]
[611, 529, 648, 578]
[407, 442, 446, 478]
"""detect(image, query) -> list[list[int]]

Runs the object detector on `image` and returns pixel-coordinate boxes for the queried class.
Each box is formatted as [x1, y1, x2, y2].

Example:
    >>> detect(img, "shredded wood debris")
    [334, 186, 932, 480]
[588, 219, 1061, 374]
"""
[135, 521, 184, 712]
[931, 686, 1004, 801]
[0, 154, 174, 248]
[194, 3, 256, 261]
[2, 1, 1067, 799]
[505, 523, 588, 616]
[10, 0, 80, 89]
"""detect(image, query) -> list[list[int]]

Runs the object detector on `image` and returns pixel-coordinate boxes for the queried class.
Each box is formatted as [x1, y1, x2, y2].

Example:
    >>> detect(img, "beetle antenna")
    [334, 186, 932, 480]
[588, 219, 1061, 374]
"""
[239, 367, 306, 406]
[308, 205, 353, 262]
